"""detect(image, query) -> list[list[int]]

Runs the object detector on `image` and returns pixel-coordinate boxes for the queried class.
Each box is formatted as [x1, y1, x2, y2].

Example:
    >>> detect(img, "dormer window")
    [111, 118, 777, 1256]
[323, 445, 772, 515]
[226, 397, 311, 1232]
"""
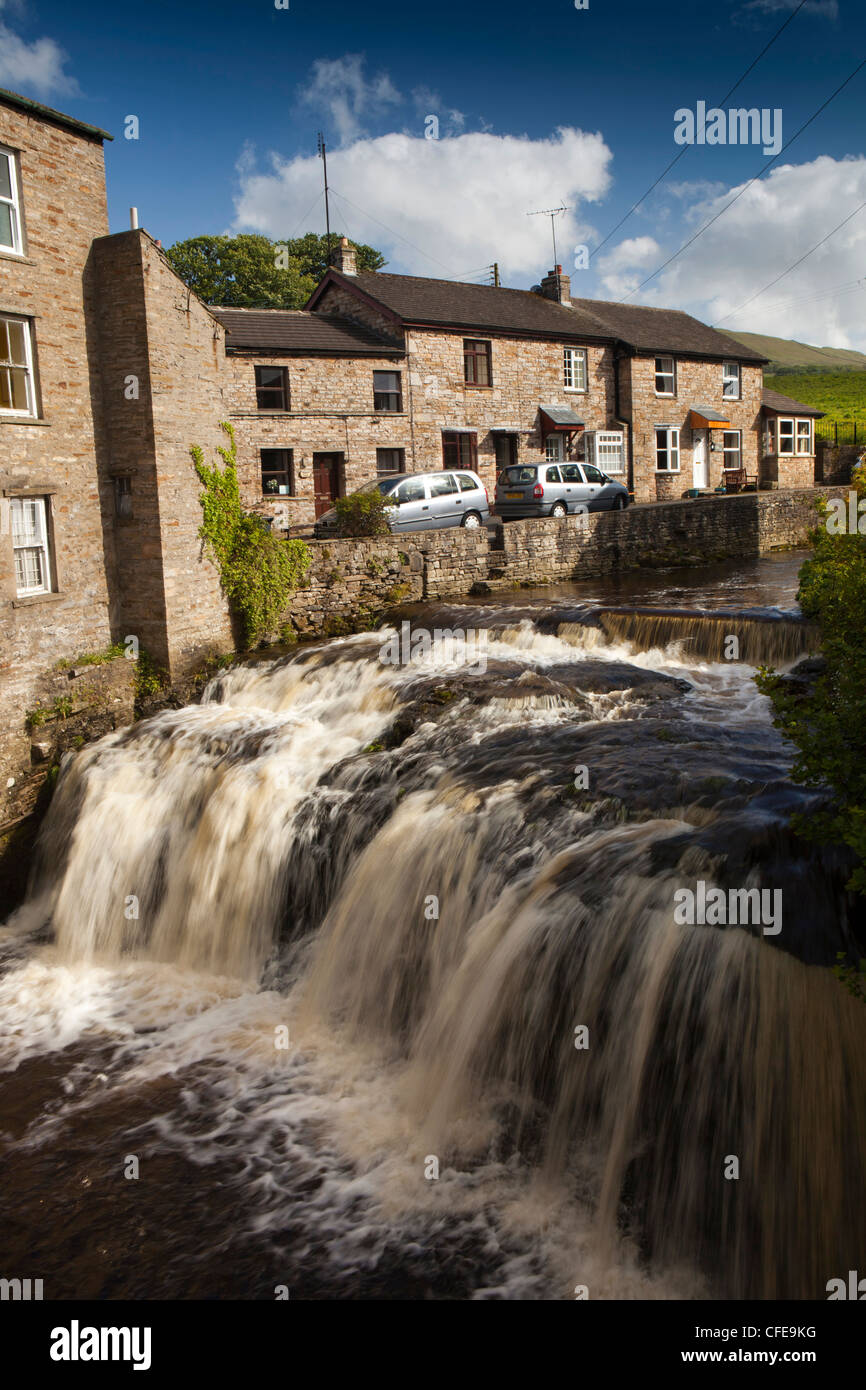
[655, 356, 676, 396]
[0, 146, 23, 256]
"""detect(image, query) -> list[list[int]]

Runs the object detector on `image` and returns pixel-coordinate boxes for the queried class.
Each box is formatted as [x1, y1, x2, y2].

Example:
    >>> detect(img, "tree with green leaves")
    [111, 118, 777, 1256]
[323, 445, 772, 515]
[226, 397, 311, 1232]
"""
[278, 232, 386, 282]
[165, 232, 384, 309]
[756, 463, 866, 894]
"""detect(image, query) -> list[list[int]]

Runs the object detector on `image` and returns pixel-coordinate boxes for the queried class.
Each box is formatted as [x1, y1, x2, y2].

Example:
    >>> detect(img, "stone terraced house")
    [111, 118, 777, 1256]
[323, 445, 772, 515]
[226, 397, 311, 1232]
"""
[218, 243, 819, 525]
[0, 84, 823, 797]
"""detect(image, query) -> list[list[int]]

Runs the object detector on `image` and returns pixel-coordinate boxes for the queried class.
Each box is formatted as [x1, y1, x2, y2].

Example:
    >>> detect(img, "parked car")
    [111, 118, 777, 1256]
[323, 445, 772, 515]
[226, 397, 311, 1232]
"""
[314, 470, 491, 537]
[494, 461, 629, 519]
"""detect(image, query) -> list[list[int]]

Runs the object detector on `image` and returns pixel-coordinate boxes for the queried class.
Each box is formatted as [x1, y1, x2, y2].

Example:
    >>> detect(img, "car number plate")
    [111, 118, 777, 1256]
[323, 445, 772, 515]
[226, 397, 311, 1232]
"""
[505, 491, 522, 499]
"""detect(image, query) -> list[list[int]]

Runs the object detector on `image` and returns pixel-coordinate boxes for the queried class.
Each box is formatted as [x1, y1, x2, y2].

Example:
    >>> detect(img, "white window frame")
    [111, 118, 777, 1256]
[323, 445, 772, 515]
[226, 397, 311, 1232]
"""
[11, 496, 52, 596]
[563, 346, 587, 392]
[585, 430, 625, 474]
[654, 356, 676, 396]
[778, 418, 795, 456]
[0, 314, 37, 416]
[722, 361, 741, 399]
[796, 419, 813, 455]
[722, 430, 742, 470]
[545, 433, 564, 463]
[0, 146, 24, 257]
[655, 425, 680, 472]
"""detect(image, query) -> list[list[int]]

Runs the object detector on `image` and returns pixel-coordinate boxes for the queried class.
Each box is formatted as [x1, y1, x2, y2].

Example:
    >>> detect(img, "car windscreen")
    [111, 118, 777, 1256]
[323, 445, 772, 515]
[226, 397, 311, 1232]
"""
[355, 479, 400, 496]
[499, 466, 538, 485]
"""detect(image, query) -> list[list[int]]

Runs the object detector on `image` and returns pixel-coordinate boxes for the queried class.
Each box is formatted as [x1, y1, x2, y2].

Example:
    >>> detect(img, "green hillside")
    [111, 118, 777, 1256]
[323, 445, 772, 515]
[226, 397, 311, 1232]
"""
[764, 371, 866, 424]
[727, 330, 866, 375]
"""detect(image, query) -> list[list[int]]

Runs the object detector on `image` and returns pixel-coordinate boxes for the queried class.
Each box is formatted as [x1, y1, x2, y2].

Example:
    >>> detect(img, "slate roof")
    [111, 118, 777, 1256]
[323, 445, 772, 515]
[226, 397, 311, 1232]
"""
[569, 297, 767, 362]
[213, 308, 401, 355]
[761, 387, 825, 417]
[0, 85, 113, 142]
[308, 270, 768, 361]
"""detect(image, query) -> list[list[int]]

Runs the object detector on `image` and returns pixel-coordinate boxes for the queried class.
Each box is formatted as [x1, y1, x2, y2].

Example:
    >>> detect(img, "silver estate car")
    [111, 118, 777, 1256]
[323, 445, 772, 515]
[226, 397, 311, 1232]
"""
[494, 462, 629, 519]
[315, 470, 491, 537]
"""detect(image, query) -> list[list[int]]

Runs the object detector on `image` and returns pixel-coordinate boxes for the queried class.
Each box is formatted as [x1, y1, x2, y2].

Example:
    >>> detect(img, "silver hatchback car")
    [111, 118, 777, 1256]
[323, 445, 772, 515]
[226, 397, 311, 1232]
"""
[315, 469, 491, 537]
[494, 462, 629, 519]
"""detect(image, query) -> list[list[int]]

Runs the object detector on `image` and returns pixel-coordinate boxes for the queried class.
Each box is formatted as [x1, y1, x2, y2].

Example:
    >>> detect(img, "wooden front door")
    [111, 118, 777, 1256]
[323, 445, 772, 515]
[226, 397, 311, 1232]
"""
[313, 453, 342, 517]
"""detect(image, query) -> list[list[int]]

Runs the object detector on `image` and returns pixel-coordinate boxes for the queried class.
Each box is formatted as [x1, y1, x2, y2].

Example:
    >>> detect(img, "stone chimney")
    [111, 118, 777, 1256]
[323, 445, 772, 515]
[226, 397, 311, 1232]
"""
[330, 236, 357, 275]
[539, 265, 571, 305]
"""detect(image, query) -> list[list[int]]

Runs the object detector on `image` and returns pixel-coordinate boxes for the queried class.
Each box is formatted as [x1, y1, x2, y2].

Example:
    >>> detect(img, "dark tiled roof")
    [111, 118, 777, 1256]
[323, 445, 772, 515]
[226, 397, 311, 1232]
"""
[0, 85, 113, 142]
[312, 271, 768, 360]
[762, 387, 825, 417]
[320, 271, 614, 341]
[569, 297, 767, 362]
[541, 405, 586, 427]
[213, 308, 402, 355]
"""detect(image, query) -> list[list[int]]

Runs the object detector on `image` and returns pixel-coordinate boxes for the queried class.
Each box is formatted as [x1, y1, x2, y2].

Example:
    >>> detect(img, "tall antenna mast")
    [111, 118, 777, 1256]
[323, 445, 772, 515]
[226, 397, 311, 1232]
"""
[527, 205, 569, 269]
[317, 132, 332, 266]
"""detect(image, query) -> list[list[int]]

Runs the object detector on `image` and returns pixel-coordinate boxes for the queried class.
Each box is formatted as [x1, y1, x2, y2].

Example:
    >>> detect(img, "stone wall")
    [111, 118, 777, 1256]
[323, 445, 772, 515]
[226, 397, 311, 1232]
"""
[817, 443, 864, 486]
[225, 350, 411, 530]
[282, 488, 831, 637]
[0, 99, 114, 797]
[90, 230, 234, 678]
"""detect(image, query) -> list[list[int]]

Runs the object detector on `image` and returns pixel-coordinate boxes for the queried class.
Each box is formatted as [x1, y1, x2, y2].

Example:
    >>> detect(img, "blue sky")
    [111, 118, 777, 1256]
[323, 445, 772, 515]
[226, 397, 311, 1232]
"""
[2, 0, 865, 346]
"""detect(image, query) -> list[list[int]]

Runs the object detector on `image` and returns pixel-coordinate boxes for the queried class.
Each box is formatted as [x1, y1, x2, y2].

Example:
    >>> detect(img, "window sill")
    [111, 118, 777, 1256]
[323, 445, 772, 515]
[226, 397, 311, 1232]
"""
[563, 387, 587, 394]
[0, 249, 31, 264]
[464, 384, 493, 390]
[654, 469, 681, 475]
[0, 415, 49, 426]
[11, 590, 65, 608]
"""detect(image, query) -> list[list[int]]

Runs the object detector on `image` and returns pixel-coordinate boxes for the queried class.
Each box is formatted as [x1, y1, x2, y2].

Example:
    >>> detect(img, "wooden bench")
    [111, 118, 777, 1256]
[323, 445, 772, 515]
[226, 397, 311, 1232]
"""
[723, 468, 758, 493]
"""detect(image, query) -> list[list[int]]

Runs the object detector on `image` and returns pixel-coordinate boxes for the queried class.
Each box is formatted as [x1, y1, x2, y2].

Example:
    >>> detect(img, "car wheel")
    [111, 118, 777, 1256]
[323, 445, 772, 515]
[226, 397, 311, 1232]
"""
[461, 511, 482, 528]
[613, 494, 627, 510]
[551, 502, 567, 518]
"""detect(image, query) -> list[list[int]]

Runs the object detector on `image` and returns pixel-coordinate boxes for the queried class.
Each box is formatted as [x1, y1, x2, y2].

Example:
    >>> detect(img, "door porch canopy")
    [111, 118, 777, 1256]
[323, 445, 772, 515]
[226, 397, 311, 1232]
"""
[688, 406, 731, 430]
[540, 405, 586, 438]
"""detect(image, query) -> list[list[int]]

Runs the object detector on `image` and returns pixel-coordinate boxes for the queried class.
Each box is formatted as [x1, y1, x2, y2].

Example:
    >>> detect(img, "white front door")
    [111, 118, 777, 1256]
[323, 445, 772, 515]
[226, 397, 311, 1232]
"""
[692, 429, 708, 489]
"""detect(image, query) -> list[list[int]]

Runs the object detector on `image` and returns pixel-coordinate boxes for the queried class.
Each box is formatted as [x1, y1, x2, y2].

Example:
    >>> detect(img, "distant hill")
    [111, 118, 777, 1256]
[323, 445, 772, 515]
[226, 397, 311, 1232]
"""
[726, 330, 866, 375]
[763, 371, 866, 425]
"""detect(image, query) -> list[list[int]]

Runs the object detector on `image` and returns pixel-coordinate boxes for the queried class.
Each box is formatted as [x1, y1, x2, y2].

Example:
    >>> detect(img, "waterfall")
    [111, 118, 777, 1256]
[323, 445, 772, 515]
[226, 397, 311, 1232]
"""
[2, 572, 864, 1299]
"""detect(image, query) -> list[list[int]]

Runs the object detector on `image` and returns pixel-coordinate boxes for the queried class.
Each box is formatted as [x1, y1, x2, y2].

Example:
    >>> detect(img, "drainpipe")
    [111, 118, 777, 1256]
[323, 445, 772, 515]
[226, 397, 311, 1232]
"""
[614, 344, 634, 496]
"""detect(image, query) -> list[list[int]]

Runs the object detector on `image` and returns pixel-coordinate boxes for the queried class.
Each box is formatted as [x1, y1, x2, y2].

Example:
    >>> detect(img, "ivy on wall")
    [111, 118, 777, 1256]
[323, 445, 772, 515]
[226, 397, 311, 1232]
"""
[191, 422, 311, 649]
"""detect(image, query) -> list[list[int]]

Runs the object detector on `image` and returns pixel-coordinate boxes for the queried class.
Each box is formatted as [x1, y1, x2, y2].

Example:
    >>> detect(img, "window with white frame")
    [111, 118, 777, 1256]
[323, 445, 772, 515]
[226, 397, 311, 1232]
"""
[655, 426, 680, 471]
[11, 496, 52, 596]
[723, 362, 741, 398]
[722, 430, 742, 469]
[655, 356, 676, 395]
[778, 418, 795, 455]
[587, 430, 625, 473]
[545, 434, 564, 463]
[0, 146, 23, 256]
[563, 347, 587, 391]
[796, 419, 813, 455]
[0, 315, 36, 415]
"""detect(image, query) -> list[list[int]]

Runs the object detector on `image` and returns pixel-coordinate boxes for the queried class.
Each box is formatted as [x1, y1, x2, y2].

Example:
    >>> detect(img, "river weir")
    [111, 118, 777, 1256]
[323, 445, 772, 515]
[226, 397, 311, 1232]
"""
[1, 552, 865, 1301]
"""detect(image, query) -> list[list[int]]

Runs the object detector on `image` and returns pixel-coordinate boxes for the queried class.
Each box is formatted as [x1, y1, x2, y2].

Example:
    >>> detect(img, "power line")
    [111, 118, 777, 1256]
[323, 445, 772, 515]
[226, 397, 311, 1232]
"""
[749, 276, 866, 316]
[619, 55, 866, 302]
[714, 198, 866, 325]
[592, 0, 811, 259]
[327, 185, 460, 277]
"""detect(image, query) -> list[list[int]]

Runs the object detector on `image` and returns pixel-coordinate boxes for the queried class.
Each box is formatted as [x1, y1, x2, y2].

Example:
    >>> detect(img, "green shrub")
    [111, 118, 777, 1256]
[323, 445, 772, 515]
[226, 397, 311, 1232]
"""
[756, 464, 866, 893]
[333, 489, 395, 538]
[192, 422, 311, 648]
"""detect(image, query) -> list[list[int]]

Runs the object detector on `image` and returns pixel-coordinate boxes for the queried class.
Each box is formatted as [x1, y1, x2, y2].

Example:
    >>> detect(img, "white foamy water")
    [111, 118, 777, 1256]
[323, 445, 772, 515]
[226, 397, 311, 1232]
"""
[1, 597, 862, 1299]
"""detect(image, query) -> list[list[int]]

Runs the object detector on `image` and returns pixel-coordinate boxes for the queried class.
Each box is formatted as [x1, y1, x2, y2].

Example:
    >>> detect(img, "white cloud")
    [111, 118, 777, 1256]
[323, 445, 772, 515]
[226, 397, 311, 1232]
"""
[600, 156, 866, 350]
[0, 0, 79, 98]
[299, 55, 401, 148]
[233, 126, 612, 282]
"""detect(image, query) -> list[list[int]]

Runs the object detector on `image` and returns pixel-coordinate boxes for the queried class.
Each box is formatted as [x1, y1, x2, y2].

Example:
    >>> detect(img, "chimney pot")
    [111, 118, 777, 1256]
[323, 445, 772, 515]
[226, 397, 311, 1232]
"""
[539, 266, 571, 306]
[330, 237, 357, 275]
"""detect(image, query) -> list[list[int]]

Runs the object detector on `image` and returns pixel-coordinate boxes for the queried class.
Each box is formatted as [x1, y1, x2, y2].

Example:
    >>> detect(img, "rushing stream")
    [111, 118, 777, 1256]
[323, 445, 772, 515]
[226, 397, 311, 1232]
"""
[2, 552, 865, 1300]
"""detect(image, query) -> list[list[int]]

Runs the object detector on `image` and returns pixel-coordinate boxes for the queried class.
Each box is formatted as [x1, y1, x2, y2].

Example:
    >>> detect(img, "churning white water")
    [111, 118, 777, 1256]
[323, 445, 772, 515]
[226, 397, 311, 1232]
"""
[2, 580, 864, 1299]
